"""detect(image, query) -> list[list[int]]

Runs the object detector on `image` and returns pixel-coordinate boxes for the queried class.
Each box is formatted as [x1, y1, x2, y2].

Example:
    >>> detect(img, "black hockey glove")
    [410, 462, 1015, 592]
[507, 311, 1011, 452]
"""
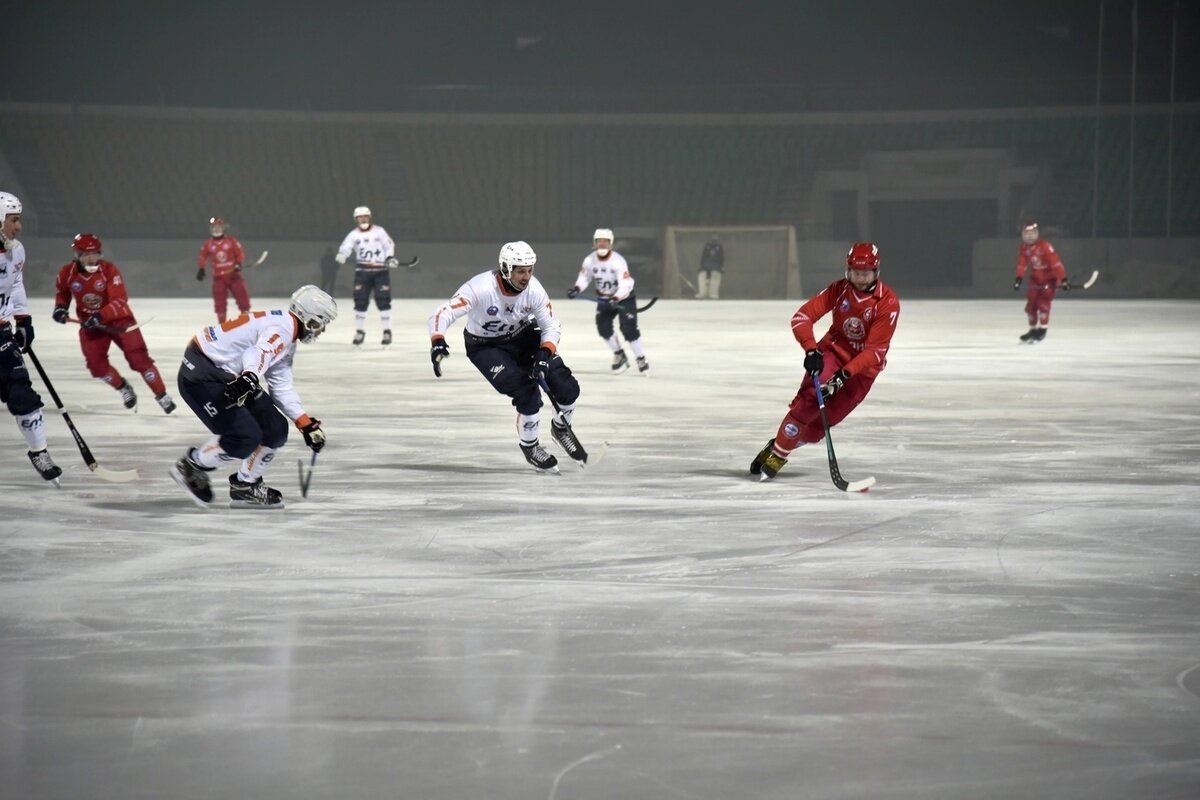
[233, 263, 243, 272]
[14, 316, 34, 352]
[82, 313, 104, 331]
[803, 348, 824, 376]
[529, 347, 553, 381]
[431, 338, 450, 377]
[1012, 277, 1022, 291]
[821, 368, 850, 400]
[566, 287, 580, 299]
[52, 305, 69, 324]
[1060, 278, 1072, 292]
[300, 417, 326, 453]
[196, 268, 206, 282]
[223, 371, 262, 407]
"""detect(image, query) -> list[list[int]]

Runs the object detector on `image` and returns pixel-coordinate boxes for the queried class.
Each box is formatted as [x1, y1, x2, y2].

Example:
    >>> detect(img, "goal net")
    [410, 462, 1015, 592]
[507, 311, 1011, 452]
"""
[661, 225, 800, 299]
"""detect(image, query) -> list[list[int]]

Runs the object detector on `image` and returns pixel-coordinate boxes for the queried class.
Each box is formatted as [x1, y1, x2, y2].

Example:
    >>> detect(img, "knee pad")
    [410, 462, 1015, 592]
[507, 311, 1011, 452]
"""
[546, 361, 580, 406]
[3, 378, 43, 416]
[618, 314, 640, 342]
[596, 314, 615, 339]
[512, 382, 542, 416]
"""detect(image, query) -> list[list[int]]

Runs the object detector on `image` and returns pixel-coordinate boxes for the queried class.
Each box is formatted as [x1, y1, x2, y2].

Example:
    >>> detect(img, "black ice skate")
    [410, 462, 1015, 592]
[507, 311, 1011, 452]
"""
[550, 419, 587, 465]
[381, 330, 393, 347]
[352, 330, 366, 346]
[611, 349, 629, 373]
[636, 356, 649, 373]
[1033, 328, 1047, 341]
[228, 474, 285, 510]
[749, 438, 775, 475]
[520, 441, 559, 473]
[28, 449, 62, 485]
[155, 392, 177, 414]
[118, 381, 138, 410]
[1019, 328, 1039, 343]
[169, 452, 214, 508]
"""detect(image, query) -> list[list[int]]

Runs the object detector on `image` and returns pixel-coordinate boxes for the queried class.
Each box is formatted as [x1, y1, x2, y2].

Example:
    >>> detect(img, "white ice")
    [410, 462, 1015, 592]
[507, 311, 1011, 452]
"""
[3, 297, 1199, 800]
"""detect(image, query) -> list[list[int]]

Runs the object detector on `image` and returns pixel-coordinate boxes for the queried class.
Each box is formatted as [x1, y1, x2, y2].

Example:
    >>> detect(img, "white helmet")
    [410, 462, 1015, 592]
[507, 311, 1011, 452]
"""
[354, 206, 371, 219]
[593, 228, 614, 257]
[0, 191, 22, 216]
[289, 285, 338, 343]
[1021, 222, 1039, 244]
[498, 240, 537, 280]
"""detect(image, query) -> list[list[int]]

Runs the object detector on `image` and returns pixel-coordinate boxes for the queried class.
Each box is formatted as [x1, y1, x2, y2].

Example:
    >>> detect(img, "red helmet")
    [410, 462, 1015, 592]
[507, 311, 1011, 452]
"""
[846, 242, 880, 270]
[72, 232, 103, 255]
[209, 216, 225, 227]
[1021, 222, 1039, 244]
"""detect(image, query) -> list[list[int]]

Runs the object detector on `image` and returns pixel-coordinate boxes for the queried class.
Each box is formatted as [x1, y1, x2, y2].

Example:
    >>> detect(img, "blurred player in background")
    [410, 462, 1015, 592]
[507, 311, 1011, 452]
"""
[429, 241, 585, 472]
[696, 236, 724, 299]
[0, 190, 62, 483]
[337, 206, 403, 347]
[751, 243, 900, 480]
[1013, 222, 1069, 343]
[169, 285, 335, 509]
[197, 216, 251, 323]
[567, 228, 650, 374]
[53, 233, 176, 414]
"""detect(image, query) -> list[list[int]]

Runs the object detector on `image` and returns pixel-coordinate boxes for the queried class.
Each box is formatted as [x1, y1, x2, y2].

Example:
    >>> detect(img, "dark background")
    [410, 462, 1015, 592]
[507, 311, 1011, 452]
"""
[8, 1, 1196, 113]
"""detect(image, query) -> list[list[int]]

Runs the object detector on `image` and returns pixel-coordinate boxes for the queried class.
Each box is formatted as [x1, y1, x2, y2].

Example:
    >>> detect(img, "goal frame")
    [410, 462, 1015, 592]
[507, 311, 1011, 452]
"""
[661, 224, 801, 299]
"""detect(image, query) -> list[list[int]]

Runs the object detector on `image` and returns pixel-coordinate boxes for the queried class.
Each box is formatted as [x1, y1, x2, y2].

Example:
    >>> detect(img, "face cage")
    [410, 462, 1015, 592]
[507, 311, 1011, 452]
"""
[299, 318, 328, 342]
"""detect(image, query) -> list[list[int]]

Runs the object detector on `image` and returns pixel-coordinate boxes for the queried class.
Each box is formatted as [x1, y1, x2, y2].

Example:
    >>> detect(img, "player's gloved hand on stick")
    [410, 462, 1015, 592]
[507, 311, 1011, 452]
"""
[223, 371, 261, 407]
[196, 268, 206, 282]
[82, 313, 104, 331]
[821, 368, 850, 400]
[14, 316, 34, 352]
[1012, 277, 1022, 291]
[803, 348, 824, 376]
[234, 264, 243, 272]
[598, 296, 617, 311]
[52, 305, 69, 324]
[385, 256, 399, 269]
[334, 253, 347, 265]
[430, 338, 450, 377]
[299, 417, 326, 453]
[1060, 278, 1072, 292]
[529, 347, 553, 381]
[565, 287, 580, 299]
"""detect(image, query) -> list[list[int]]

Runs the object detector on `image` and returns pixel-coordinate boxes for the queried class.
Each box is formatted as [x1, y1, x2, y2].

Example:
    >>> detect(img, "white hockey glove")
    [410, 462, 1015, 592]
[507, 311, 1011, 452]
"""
[335, 253, 347, 265]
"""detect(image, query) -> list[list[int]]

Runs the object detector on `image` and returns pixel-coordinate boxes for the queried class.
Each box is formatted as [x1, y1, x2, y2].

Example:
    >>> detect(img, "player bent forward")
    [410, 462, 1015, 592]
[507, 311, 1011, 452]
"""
[428, 241, 585, 472]
[751, 243, 900, 480]
[169, 286, 335, 508]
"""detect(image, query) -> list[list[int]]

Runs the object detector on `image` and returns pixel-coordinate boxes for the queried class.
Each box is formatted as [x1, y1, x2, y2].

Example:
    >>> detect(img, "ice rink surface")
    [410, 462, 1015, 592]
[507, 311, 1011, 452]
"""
[3, 295, 1199, 800]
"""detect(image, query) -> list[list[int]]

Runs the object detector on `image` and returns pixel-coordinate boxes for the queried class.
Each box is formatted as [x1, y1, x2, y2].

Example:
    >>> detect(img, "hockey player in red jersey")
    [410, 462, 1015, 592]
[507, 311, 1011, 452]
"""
[1013, 222, 1069, 343]
[750, 242, 900, 480]
[197, 216, 251, 323]
[52, 233, 177, 414]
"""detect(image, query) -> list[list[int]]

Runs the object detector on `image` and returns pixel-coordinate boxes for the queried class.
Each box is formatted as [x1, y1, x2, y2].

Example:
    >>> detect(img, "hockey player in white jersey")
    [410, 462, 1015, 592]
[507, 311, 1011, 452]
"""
[336, 206, 404, 347]
[0, 191, 62, 484]
[170, 286, 336, 508]
[428, 241, 585, 472]
[567, 228, 649, 373]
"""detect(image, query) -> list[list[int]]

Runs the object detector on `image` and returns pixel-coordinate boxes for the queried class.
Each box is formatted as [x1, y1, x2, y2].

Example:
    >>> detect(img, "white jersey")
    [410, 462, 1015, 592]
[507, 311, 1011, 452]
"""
[0, 240, 29, 326]
[573, 250, 634, 300]
[192, 310, 307, 422]
[428, 271, 562, 347]
[337, 224, 395, 268]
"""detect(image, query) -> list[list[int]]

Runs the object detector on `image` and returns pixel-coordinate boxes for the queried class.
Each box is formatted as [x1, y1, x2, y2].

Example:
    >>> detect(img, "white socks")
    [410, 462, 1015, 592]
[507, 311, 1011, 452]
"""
[16, 410, 47, 451]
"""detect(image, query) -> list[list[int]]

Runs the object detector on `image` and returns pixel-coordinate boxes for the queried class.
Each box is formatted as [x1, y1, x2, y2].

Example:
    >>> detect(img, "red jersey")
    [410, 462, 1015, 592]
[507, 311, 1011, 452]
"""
[791, 278, 900, 379]
[54, 260, 135, 324]
[1015, 239, 1066, 288]
[197, 235, 246, 278]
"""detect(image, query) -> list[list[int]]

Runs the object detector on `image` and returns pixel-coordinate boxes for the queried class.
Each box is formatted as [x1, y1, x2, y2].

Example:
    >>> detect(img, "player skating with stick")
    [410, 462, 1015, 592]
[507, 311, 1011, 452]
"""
[750, 243, 899, 489]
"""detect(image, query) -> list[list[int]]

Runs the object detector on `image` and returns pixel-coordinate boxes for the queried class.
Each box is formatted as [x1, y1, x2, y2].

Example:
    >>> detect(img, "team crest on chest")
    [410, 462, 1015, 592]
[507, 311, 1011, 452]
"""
[840, 298, 850, 312]
[82, 292, 104, 310]
[842, 317, 866, 341]
[486, 305, 499, 316]
[71, 281, 84, 293]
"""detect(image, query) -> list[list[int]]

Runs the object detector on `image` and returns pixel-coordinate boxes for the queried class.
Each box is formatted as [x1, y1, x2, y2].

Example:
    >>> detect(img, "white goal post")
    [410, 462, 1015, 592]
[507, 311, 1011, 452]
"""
[661, 225, 800, 299]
